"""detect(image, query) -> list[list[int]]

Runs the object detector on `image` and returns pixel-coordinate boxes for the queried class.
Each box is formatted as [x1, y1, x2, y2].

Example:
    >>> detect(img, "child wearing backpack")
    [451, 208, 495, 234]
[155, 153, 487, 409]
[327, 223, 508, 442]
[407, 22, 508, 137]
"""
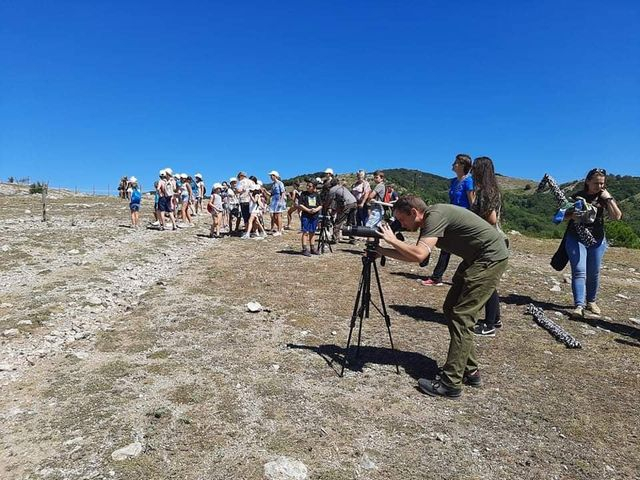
[129, 177, 141, 228]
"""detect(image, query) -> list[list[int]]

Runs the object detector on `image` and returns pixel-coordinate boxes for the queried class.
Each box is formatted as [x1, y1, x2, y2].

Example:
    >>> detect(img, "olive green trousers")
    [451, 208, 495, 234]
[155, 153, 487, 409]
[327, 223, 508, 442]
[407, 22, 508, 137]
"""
[441, 257, 508, 388]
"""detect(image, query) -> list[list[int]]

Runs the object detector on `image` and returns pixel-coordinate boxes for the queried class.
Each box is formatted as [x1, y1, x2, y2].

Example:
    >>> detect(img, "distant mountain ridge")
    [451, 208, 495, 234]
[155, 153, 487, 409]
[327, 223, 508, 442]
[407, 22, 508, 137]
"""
[284, 168, 640, 248]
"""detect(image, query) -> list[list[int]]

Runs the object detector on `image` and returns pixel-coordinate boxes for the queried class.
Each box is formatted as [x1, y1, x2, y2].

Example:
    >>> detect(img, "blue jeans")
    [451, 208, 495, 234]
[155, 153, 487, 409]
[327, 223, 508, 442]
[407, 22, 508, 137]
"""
[565, 232, 607, 307]
[366, 206, 383, 228]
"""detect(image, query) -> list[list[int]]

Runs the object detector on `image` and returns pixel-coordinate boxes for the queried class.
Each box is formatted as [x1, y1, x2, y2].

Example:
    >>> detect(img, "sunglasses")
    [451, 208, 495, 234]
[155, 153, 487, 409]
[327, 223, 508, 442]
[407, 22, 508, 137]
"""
[587, 168, 607, 178]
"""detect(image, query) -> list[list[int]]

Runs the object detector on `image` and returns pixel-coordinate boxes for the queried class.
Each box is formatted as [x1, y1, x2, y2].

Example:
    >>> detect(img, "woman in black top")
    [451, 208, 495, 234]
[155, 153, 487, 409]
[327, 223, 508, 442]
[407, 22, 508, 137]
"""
[565, 168, 622, 318]
[469, 157, 504, 337]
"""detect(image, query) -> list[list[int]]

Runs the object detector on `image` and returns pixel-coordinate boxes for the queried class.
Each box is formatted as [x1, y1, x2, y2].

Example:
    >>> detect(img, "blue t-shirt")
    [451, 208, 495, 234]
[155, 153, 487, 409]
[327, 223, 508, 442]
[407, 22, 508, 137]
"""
[449, 175, 474, 209]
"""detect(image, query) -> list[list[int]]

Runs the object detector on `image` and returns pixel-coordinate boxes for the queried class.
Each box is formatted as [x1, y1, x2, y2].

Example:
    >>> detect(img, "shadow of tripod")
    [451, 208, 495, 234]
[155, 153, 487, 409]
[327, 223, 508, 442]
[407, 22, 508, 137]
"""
[341, 239, 400, 376]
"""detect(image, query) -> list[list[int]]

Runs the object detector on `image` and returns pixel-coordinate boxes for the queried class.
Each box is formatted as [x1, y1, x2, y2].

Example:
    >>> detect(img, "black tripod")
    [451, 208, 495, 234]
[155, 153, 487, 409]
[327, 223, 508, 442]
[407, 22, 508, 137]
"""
[316, 210, 333, 254]
[340, 241, 400, 376]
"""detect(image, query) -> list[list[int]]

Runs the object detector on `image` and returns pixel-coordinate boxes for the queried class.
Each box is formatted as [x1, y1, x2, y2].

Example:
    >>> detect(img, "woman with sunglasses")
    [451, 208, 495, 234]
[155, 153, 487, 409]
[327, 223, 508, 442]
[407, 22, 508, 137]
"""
[566, 168, 622, 318]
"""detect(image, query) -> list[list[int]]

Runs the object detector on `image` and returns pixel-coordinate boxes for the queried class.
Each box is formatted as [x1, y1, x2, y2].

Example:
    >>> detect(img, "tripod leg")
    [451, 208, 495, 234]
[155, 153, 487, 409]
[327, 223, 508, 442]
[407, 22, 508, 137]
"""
[373, 261, 400, 374]
[356, 259, 371, 359]
[340, 267, 367, 377]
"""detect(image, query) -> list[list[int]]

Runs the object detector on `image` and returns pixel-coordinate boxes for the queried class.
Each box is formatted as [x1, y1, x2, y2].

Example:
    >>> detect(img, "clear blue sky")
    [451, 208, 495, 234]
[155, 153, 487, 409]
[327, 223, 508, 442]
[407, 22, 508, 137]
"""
[1, 0, 638, 191]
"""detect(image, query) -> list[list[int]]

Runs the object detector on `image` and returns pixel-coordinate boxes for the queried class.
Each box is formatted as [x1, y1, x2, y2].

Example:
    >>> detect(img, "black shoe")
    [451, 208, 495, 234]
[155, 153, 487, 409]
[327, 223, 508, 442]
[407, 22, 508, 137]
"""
[462, 369, 482, 388]
[494, 319, 503, 328]
[473, 322, 496, 337]
[418, 378, 462, 398]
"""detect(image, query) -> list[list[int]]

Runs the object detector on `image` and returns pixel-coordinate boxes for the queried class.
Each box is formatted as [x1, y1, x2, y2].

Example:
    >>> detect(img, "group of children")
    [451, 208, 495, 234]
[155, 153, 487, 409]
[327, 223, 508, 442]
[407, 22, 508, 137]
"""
[123, 167, 397, 257]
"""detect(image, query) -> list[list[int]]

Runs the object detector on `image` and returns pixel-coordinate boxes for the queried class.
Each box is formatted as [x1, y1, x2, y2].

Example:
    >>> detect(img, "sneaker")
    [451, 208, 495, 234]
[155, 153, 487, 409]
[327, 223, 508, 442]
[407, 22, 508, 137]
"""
[462, 369, 482, 388]
[273, 231, 282, 237]
[260, 232, 268, 238]
[473, 323, 496, 337]
[302, 248, 311, 257]
[571, 306, 585, 319]
[494, 319, 503, 328]
[310, 246, 319, 255]
[420, 278, 444, 286]
[417, 378, 461, 398]
[586, 302, 601, 315]
[150, 220, 160, 226]
[241, 233, 251, 239]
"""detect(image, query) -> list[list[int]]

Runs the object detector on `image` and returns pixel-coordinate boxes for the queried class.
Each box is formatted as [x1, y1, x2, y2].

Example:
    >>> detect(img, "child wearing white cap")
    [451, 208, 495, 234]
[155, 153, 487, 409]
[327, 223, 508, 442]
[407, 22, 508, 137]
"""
[128, 176, 141, 228]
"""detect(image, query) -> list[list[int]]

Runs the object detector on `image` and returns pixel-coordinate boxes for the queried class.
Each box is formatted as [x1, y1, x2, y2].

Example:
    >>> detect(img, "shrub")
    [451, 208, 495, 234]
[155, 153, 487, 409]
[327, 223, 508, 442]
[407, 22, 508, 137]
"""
[29, 182, 45, 194]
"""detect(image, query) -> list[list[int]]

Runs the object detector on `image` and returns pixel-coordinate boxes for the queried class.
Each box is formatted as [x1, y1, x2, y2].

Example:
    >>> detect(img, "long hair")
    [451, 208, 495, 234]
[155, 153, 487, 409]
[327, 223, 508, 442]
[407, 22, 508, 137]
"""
[472, 156, 501, 217]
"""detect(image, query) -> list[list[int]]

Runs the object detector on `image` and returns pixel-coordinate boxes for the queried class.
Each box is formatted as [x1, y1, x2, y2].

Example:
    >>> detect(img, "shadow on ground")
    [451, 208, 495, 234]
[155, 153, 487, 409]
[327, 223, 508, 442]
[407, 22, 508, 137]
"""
[287, 343, 438, 380]
[389, 304, 447, 325]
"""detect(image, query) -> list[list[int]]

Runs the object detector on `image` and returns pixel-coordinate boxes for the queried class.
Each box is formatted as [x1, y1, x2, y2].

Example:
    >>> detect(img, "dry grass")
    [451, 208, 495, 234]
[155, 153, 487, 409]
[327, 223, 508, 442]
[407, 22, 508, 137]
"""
[0, 192, 639, 479]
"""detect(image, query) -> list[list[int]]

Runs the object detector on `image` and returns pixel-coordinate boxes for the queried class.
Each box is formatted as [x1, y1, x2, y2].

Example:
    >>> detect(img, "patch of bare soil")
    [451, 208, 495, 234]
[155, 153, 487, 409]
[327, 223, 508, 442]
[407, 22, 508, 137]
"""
[1, 194, 639, 479]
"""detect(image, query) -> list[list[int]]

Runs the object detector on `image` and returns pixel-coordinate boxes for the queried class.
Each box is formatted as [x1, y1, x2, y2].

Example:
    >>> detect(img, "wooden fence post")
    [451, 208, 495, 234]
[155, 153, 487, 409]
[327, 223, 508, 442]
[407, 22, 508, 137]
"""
[42, 182, 49, 222]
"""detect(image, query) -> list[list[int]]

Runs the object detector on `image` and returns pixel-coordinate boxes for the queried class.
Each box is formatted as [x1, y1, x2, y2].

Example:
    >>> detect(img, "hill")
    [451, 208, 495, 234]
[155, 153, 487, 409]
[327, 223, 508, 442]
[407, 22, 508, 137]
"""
[284, 169, 640, 248]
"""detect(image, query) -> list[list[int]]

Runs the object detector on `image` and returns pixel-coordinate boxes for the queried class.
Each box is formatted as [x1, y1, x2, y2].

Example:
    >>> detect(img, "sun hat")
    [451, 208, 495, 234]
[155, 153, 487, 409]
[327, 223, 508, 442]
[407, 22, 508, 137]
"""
[195, 173, 202, 179]
[165, 168, 173, 175]
[268, 170, 280, 178]
[129, 176, 137, 183]
[213, 182, 222, 189]
[229, 177, 238, 183]
[324, 168, 334, 175]
[237, 171, 247, 177]
[180, 173, 188, 179]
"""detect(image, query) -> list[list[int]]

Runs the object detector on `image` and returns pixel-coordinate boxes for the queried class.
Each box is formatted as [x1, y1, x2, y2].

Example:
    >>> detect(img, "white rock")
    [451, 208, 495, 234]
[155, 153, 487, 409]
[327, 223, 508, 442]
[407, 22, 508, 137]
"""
[25, 209, 31, 214]
[630, 318, 640, 326]
[271, 364, 280, 371]
[3, 329, 19, 337]
[72, 351, 90, 360]
[0, 303, 14, 308]
[246, 301, 263, 312]
[1, 245, 10, 252]
[86, 295, 102, 306]
[264, 456, 308, 480]
[67, 249, 80, 255]
[359, 454, 377, 470]
[0, 363, 16, 371]
[616, 294, 629, 300]
[17, 320, 32, 326]
[111, 442, 143, 461]
[549, 285, 562, 292]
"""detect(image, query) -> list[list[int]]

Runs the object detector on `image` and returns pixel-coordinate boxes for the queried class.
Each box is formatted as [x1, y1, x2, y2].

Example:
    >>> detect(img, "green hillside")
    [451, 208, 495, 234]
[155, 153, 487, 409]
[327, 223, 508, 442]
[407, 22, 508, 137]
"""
[284, 169, 640, 248]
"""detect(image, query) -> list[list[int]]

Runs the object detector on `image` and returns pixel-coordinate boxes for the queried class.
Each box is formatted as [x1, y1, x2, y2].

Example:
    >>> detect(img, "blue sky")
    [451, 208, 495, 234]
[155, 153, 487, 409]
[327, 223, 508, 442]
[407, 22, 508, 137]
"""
[1, 0, 638, 191]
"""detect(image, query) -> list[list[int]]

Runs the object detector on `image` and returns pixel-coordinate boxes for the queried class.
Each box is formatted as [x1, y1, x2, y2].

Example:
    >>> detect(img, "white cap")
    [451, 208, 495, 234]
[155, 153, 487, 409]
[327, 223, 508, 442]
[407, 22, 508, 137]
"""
[129, 176, 137, 183]
[213, 182, 222, 189]
[268, 170, 280, 178]
[324, 168, 334, 175]
[229, 177, 238, 183]
[195, 173, 202, 179]
[165, 168, 173, 175]
[180, 173, 188, 179]
[315, 177, 322, 183]
[257, 180, 263, 186]
[159, 169, 166, 177]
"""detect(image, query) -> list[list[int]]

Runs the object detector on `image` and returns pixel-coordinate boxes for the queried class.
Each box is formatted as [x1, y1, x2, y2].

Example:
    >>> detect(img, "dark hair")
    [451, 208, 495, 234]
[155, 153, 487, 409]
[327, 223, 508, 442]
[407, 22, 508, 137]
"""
[472, 156, 501, 218]
[249, 175, 258, 183]
[393, 195, 428, 215]
[455, 154, 472, 174]
[584, 168, 607, 191]
[374, 170, 385, 179]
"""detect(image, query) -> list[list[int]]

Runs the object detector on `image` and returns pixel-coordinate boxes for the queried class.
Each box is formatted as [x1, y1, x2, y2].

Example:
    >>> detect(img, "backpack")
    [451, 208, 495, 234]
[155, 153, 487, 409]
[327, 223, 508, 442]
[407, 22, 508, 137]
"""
[383, 186, 393, 203]
[131, 189, 141, 203]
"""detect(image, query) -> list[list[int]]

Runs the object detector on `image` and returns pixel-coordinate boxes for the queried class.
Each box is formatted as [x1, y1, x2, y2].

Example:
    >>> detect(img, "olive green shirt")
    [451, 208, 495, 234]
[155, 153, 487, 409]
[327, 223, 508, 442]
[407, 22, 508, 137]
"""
[419, 204, 509, 263]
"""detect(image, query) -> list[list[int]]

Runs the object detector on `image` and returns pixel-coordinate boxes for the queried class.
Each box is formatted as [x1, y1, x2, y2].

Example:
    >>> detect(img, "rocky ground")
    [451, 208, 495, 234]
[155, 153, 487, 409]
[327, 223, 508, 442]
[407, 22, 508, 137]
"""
[1, 189, 639, 480]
